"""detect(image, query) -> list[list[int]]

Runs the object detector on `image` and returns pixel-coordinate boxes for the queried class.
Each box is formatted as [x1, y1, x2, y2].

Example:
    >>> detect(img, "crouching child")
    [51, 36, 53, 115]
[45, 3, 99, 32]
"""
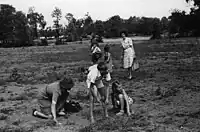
[32, 77, 74, 125]
[111, 81, 134, 116]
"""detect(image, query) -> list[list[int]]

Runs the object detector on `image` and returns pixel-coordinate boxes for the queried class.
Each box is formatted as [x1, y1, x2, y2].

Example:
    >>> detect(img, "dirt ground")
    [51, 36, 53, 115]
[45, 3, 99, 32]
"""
[1, 38, 200, 132]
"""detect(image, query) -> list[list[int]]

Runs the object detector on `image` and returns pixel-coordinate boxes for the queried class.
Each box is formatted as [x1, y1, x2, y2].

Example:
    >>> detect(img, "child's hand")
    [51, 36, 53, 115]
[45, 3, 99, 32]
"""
[53, 119, 62, 126]
[127, 112, 131, 116]
[105, 99, 109, 105]
[120, 56, 123, 60]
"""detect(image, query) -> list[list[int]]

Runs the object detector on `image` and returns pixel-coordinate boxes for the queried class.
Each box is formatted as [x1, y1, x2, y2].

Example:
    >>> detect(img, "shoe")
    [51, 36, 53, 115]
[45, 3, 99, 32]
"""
[116, 110, 124, 116]
[32, 109, 37, 116]
[90, 117, 95, 124]
[58, 111, 66, 116]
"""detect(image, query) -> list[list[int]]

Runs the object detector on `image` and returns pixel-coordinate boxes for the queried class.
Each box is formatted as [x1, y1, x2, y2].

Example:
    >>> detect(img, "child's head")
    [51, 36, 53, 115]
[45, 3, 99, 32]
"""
[80, 67, 88, 74]
[97, 62, 108, 76]
[92, 52, 102, 64]
[79, 67, 88, 82]
[60, 77, 74, 92]
[112, 80, 122, 92]
[93, 41, 99, 47]
[104, 44, 110, 52]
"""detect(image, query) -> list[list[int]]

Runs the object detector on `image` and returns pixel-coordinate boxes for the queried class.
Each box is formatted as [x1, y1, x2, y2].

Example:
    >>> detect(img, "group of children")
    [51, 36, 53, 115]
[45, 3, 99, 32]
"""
[32, 39, 134, 125]
[87, 41, 134, 123]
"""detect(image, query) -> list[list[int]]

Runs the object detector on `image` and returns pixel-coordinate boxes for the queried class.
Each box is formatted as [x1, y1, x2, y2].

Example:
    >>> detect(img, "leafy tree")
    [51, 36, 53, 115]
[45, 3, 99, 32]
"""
[51, 7, 62, 40]
[186, 0, 200, 36]
[151, 18, 161, 39]
[0, 4, 16, 45]
[83, 12, 93, 35]
[65, 13, 77, 41]
[161, 17, 169, 32]
[27, 7, 40, 38]
[0, 4, 32, 47]
[168, 9, 190, 37]
[104, 15, 122, 37]
[94, 20, 104, 37]
[38, 14, 47, 37]
[75, 19, 84, 37]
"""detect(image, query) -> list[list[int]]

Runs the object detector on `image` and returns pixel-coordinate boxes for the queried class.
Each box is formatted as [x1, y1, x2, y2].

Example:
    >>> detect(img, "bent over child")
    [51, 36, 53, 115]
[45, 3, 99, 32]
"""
[32, 77, 74, 125]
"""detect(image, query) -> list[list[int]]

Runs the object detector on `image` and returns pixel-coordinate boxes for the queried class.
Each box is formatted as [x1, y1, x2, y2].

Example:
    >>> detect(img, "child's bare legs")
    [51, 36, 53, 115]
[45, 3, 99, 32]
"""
[105, 72, 111, 104]
[91, 86, 101, 103]
[128, 67, 132, 79]
[111, 93, 117, 109]
[116, 94, 125, 116]
[104, 81, 110, 105]
[33, 110, 52, 119]
[89, 88, 95, 123]
[98, 87, 108, 117]
[33, 99, 53, 119]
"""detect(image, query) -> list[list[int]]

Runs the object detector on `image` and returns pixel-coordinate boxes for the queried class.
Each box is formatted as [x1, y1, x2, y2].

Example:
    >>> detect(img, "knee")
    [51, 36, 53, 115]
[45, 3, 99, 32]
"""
[119, 94, 124, 99]
[89, 94, 94, 101]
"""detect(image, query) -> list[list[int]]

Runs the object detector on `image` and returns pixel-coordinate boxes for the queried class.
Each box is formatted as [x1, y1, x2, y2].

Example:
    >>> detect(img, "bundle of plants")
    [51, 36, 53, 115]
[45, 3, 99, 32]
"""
[64, 100, 82, 113]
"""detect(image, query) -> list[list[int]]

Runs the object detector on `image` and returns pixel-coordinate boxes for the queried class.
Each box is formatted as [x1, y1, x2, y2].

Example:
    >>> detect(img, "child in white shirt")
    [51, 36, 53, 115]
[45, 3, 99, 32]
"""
[86, 55, 111, 123]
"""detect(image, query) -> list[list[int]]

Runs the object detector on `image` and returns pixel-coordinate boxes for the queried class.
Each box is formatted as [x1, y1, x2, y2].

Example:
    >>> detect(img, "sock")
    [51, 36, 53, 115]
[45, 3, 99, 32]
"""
[33, 111, 38, 116]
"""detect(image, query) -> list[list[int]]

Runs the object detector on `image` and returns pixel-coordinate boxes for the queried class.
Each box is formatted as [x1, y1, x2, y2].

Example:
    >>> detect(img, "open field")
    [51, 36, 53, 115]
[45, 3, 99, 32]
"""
[0, 37, 200, 132]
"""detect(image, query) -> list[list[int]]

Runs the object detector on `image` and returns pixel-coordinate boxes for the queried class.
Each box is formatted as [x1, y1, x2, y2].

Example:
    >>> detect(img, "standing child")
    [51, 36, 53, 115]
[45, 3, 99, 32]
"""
[86, 53, 111, 123]
[111, 81, 134, 116]
[104, 44, 113, 104]
[91, 41, 101, 54]
[90, 41, 101, 64]
[104, 44, 112, 81]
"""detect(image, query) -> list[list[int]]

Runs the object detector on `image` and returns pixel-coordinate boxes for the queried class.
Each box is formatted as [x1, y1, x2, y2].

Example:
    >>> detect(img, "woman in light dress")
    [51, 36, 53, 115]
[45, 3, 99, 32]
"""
[121, 32, 136, 79]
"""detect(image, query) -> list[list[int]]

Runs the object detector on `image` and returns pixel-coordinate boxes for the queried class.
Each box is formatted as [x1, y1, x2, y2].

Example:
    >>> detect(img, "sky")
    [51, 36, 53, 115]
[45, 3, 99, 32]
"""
[0, 0, 192, 26]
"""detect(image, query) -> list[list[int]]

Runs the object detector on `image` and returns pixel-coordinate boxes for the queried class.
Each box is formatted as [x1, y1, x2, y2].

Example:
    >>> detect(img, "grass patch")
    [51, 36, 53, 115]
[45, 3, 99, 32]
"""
[0, 113, 8, 120]
[0, 97, 6, 102]
[0, 107, 14, 114]
[9, 93, 29, 101]
[0, 79, 6, 86]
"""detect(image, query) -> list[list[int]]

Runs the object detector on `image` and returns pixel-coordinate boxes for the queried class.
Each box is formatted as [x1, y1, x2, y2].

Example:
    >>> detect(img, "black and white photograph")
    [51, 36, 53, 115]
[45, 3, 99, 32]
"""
[0, 0, 199, 131]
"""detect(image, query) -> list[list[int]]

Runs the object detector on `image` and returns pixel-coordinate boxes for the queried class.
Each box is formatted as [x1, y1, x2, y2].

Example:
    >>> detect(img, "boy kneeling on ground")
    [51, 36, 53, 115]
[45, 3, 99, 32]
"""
[32, 77, 74, 125]
[111, 81, 134, 116]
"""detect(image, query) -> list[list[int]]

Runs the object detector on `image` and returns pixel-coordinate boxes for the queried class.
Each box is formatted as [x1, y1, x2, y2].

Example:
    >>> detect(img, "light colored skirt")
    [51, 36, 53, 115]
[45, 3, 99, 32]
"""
[123, 48, 135, 69]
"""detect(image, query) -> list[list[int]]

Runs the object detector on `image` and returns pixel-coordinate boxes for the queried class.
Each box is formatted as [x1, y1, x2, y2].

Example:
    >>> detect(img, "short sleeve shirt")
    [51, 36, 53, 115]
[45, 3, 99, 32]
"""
[91, 46, 101, 54]
[39, 82, 61, 104]
[121, 38, 133, 49]
[86, 64, 111, 88]
[86, 64, 102, 88]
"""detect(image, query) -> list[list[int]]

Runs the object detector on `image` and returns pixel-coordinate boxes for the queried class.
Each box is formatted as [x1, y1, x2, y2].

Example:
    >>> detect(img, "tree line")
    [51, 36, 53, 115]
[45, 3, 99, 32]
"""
[0, 0, 199, 47]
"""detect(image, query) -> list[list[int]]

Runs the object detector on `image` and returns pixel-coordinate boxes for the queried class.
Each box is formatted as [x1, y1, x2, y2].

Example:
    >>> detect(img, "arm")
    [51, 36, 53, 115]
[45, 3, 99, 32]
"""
[121, 48, 124, 62]
[51, 102, 57, 121]
[90, 83, 101, 103]
[122, 89, 131, 116]
[105, 83, 110, 104]
[128, 38, 133, 48]
[105, 53, 110, 63]
[51, 91, 61, 124]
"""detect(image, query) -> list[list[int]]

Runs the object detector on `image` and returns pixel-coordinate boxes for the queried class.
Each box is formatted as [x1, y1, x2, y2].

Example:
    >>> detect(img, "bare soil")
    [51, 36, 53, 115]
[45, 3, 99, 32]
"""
[0, 38, 200, 132]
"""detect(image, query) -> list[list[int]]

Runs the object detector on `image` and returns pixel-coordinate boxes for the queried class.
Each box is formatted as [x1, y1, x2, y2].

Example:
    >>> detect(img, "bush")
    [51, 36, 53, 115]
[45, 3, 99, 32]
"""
[8, 68, 21, 82]
[33, 39, 48, 46]
[40, 39, 48, 46]
[96, 35, 103, 43]
[55, 39, 63, 45]
[0, 114, 8, 120]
